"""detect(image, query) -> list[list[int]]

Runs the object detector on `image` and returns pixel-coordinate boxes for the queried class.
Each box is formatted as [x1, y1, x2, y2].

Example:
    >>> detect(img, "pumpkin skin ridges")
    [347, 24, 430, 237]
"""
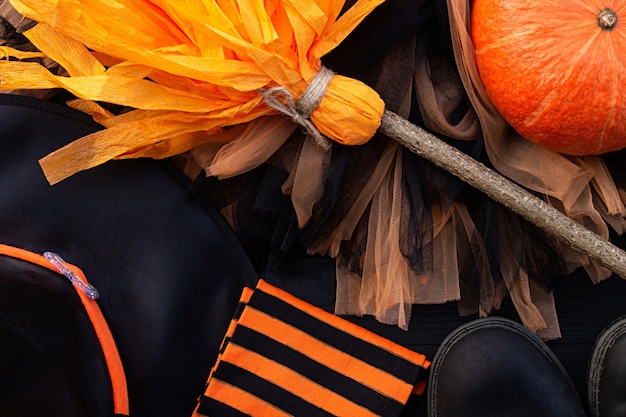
[471, 0, 626, 155]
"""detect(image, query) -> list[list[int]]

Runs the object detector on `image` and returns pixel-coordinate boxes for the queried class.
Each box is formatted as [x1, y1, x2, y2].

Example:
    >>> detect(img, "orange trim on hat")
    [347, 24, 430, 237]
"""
[0, 244, 129, 416]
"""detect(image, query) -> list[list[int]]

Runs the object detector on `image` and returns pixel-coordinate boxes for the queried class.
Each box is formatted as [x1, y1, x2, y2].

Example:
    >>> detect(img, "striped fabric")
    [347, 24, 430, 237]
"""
[194, 279, 430, 417]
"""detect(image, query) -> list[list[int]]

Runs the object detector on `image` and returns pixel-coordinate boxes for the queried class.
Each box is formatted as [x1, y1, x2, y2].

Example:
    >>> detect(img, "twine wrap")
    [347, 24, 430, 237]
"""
[260, 66, 334, 149]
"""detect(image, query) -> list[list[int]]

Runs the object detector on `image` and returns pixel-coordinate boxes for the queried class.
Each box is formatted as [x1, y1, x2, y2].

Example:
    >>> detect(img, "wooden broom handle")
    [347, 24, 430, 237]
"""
[380, 109, 626, 279]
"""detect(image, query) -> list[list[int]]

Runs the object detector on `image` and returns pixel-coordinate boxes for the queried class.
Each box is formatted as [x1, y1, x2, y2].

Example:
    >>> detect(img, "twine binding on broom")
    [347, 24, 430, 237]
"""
[259, 66, 334, 150]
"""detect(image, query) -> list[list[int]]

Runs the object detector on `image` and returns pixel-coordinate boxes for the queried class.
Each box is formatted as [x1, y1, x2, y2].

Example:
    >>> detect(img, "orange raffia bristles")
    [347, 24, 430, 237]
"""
[1, 0, 386, 184]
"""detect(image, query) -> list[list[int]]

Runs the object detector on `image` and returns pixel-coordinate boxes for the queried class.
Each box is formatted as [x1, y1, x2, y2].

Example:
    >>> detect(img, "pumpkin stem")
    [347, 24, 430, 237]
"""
[597, 8, 618, 31]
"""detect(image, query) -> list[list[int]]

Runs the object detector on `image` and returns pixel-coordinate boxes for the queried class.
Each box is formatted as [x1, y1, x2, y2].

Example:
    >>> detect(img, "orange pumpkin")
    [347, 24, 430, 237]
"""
[471, 0, 626, 155]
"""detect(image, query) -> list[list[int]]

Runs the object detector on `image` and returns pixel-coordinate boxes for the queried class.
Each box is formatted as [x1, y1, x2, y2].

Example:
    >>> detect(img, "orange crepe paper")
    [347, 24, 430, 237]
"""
[1, 0, 386, 184]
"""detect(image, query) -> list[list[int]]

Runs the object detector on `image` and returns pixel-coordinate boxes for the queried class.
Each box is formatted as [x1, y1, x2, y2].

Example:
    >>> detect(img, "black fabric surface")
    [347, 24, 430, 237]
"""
[3, 92, 626, 417]
[0, 93, 258, 417]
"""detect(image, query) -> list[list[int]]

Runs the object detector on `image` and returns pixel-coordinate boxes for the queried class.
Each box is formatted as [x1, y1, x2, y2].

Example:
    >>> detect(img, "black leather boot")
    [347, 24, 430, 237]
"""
[588, 316, 626, 417]
[428, 317, 588, 417]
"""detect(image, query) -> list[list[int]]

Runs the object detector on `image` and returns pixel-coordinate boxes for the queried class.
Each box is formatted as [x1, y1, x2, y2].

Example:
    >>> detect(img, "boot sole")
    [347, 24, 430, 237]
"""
[587, 315, 626, 417]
